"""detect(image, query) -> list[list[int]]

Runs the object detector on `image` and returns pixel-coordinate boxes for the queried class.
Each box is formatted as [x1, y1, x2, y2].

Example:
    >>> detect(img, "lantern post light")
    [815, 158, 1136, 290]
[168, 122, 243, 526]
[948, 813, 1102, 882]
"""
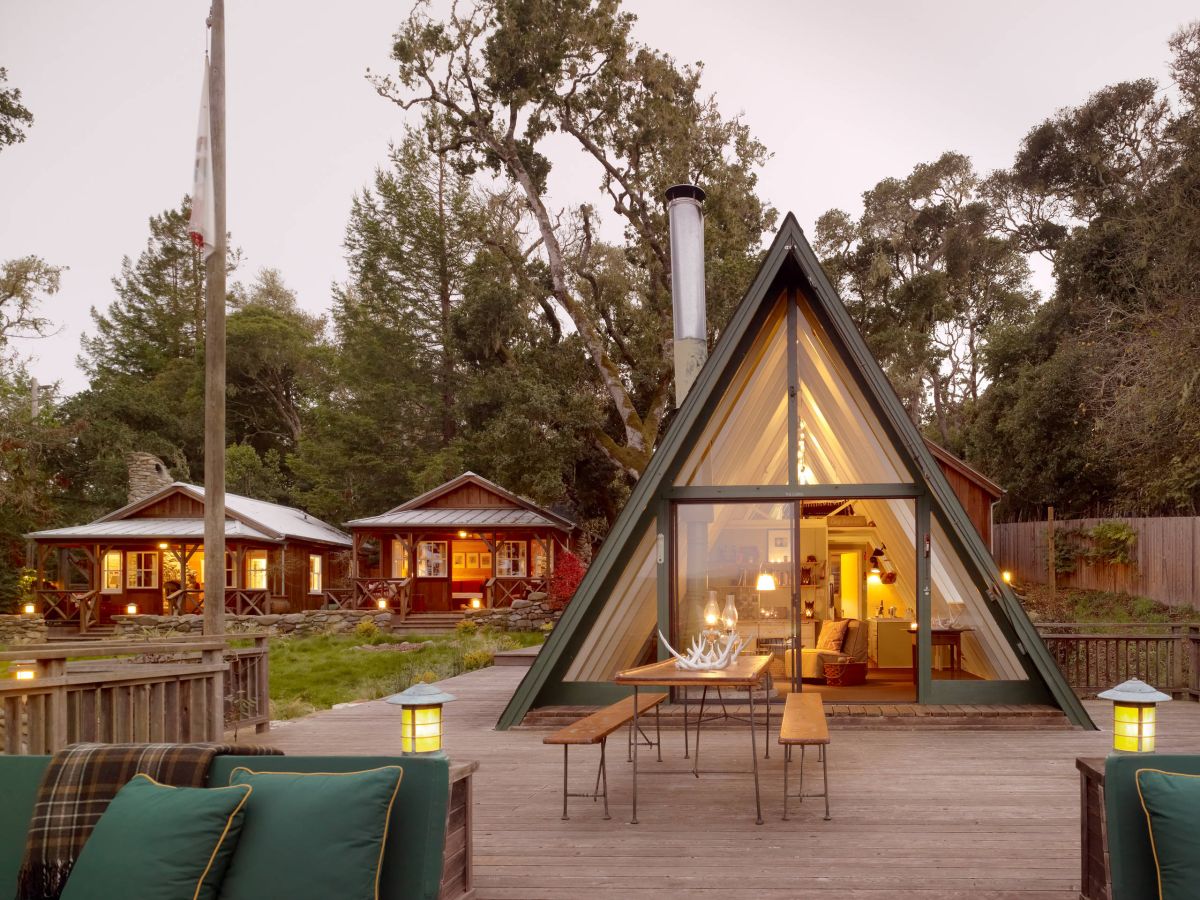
[126, 603, 138, 616]
[386, 682, 456, 757]
[376, 598, 388, 610]
[1098, 678, 1171, 753]
[14, 662, 36, 682]
[22, 602, 36, 616]
[469, 598, 482, 610]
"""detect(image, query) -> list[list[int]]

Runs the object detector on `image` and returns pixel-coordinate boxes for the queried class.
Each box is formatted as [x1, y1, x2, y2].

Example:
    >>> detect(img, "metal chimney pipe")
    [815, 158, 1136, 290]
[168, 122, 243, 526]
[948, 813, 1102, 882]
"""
[666, 183, 707, 408]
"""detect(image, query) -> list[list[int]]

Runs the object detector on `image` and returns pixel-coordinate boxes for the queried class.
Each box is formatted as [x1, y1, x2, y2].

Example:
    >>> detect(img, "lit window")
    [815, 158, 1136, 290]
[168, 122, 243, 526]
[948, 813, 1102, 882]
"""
[417, 542, 447, 578]
[245, 551, 268, 590]
[498, 541, 527, 578]
[391, 540, 410, 579]
[125, 552, 158, 589]
[101, 551, 123, 593]
[308, 554, 322, 593]
[532, 540, 550, 578]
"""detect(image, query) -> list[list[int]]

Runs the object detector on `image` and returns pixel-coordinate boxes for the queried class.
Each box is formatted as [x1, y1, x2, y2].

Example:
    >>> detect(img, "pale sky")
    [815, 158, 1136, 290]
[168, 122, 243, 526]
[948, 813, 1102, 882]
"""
[1, 0, 1195, 394]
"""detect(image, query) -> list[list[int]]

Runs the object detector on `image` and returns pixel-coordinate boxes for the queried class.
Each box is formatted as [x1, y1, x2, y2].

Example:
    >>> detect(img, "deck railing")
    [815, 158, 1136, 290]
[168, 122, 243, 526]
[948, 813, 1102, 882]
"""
[0, 635, 270, 754]
[35, 589, 100, 630]
[1035, 623, 1200, 700]
[486, 576, 546, 608]
[352, 578, 412, 619]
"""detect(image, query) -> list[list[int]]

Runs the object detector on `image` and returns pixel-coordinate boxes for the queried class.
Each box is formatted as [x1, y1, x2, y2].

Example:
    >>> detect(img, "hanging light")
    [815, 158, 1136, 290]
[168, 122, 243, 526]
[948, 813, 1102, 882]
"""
[1099, 679, 1171, 753]
[387, 682, 456, 756]
[867, 573, 882, 586]
[755, 572, 776, 591]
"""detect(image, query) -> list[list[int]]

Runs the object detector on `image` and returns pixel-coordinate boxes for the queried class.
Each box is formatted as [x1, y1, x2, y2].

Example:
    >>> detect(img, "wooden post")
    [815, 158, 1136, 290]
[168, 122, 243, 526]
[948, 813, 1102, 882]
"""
[202, 0, 227, 638]
[1046, 506, 1056, 600]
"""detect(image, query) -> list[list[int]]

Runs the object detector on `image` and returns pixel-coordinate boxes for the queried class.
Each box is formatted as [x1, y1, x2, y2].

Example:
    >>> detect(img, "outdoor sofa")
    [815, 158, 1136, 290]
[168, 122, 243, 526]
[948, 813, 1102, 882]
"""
[1078, 752, 1200, 900]
[0, 753, 474, 900]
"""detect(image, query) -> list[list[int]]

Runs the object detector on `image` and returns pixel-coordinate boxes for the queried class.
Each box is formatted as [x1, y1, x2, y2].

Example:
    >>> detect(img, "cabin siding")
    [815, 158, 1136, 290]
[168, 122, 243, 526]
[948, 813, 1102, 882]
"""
[134, 494, 206, 518]
[936, 461, 994, 548]
[424, 484, 518, 509]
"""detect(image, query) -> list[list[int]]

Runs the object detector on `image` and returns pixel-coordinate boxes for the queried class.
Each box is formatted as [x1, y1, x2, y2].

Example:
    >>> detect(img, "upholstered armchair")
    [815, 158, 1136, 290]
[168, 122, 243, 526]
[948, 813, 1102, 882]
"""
[783, 619, 869, 681]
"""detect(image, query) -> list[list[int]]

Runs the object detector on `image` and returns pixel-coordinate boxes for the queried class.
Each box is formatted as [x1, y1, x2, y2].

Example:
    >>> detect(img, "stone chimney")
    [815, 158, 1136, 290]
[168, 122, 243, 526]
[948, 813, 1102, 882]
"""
[126, 452, 174, 504]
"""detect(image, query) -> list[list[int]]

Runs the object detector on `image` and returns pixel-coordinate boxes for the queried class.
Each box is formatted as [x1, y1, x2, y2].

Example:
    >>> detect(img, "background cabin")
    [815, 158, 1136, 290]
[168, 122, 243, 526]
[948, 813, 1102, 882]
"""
[345, 472, 576, 615]
[26, 483, 351, 628]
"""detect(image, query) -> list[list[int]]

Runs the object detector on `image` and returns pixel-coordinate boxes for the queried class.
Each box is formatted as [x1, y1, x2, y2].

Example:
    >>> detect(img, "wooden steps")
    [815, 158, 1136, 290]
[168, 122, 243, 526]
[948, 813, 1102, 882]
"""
[391, 612, 466, 635]
[520, 701, 1074, 731]
[493, 645, 541, 667]
[46, 625, 117, 642]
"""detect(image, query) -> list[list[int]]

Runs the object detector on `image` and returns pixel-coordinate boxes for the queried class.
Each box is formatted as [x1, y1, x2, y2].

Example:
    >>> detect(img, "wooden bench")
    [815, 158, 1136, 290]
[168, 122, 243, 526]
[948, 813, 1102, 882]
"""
[778, 692, 831, 821]
[543, 692, 667, 821]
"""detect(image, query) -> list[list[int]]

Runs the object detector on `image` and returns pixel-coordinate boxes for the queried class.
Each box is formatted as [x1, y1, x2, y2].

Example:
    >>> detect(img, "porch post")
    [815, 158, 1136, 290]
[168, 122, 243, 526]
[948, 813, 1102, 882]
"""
[350, 531, 361, 580]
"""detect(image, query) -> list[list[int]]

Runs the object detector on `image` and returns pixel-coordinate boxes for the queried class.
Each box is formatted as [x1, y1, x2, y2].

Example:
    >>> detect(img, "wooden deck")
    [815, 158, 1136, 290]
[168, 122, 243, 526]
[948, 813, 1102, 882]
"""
[250, 667, 1200, 899]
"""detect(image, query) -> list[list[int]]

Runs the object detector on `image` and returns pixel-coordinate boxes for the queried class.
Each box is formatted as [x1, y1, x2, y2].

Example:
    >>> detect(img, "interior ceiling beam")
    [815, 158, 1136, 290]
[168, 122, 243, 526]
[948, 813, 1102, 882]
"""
[666, 483, 921, 501]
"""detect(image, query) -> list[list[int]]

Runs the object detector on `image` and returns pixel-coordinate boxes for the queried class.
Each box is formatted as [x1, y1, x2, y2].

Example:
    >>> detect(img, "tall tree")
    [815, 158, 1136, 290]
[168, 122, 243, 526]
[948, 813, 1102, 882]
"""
[0, 67, 33, 152]
[372, 0, 773, 478]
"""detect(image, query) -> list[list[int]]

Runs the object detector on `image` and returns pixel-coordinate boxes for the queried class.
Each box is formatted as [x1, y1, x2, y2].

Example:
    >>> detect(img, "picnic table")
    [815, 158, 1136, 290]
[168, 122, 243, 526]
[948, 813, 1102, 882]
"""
[614, 654, 774, 825]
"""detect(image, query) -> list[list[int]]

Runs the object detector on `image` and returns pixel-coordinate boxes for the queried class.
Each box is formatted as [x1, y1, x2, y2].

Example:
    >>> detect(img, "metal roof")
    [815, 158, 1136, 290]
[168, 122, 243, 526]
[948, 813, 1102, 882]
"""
[33, 482, 352, 548]
[346, 507, 565, 530]
[27, 518, 277, 542]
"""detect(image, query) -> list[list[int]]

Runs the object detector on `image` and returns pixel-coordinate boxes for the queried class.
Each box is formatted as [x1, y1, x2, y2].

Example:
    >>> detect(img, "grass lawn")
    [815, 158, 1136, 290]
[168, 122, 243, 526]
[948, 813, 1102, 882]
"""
[268, 626, 545, 720]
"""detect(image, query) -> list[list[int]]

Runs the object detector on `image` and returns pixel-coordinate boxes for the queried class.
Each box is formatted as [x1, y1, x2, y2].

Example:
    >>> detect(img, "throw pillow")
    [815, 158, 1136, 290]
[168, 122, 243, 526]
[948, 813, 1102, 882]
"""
[1136, 768, 1200, 900]
[218, 766, 403, 900]
[61, 774, 251, 900]
[816, 619, 849, 651]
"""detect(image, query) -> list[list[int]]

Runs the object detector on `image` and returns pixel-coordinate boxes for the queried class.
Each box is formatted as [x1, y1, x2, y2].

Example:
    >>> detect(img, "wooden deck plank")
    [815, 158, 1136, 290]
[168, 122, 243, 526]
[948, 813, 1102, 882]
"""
[247, 666, 1200, 899]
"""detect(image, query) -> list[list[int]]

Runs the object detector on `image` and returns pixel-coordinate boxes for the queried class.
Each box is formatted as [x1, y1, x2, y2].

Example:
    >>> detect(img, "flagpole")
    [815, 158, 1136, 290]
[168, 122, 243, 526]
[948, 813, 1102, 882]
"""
[202, 0, 227, 640]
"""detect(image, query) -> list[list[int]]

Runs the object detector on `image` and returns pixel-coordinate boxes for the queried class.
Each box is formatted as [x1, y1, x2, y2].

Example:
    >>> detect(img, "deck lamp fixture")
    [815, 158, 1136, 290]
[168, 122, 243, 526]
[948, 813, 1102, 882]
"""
[1099, 679, 1170, 753]
[125, 603, 137, 616]
[14, 662, 36, 681]
[386, 682, 456, 756]
[22, 602, 36, 616]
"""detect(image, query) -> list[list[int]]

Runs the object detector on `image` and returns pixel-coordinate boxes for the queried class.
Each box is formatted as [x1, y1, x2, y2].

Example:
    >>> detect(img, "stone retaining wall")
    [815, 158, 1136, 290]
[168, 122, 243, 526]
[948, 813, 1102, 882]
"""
[463, 592, 561, 631]
[0, 614, 48, 645]
[112, 609, 393, 638]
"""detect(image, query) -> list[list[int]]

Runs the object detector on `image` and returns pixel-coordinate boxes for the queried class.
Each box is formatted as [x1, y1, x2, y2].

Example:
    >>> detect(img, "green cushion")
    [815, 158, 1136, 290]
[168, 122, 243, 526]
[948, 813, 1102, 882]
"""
[1135, 768, 1200, 900]
[218, 765, 403, 900]
[61, 774, 251, 900]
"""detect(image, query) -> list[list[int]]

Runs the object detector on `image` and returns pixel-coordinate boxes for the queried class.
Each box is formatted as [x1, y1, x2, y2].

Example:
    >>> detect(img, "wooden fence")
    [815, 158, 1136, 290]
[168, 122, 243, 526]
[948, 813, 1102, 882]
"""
[995, 516, 1200, 610]
[1036, 623, 1200, 699]
[0, 635, 270, 755]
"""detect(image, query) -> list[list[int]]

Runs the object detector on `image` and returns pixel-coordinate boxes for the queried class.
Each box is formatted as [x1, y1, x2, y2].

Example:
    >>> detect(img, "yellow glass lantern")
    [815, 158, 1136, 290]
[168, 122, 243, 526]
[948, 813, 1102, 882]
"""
[22, 602, 36, 616]
[1098, 679, 1171, 753]
[386, 682, 456, 757]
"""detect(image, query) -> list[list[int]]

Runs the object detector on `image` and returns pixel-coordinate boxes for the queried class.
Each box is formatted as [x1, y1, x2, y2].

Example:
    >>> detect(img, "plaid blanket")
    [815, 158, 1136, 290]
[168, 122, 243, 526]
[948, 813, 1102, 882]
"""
[16, 742, 282, 900]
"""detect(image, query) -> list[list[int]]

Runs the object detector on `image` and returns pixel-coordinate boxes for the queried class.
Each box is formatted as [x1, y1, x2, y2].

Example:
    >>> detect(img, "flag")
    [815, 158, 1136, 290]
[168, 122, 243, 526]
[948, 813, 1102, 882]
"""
[188, 59, 215, 259]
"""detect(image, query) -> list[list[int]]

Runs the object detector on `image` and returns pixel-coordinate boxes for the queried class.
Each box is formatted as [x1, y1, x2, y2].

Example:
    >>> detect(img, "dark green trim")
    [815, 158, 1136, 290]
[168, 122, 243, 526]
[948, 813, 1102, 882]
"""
[656, 498, 670, 662]
[916, 493, 931, 703]
[667, 484, 920, 500]
[535, 680, 634, 707]
[497, 213, 1094, 730]
[925, 678, 1054, 706]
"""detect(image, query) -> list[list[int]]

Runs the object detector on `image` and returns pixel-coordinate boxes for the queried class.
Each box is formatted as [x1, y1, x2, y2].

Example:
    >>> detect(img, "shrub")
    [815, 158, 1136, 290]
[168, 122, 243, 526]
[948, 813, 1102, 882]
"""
[539, 621, 555, 634]
[455, 619, 478, 635]
[548, 550, 587, 610]
[355, 619, 381, 640]
[416, 669, 440, 684]
[462, 649, 493, 671]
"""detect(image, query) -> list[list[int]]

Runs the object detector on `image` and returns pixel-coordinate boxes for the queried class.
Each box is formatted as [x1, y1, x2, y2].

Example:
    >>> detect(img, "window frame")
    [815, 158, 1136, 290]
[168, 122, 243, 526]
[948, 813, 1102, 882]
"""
[497, 540, 528, 578]
[125, 551, 159, 590]
[101, 550, 123, 594]
[308, 553, 323, 594]
[245, 551, 269, 591]
[416, 541, 447, 578]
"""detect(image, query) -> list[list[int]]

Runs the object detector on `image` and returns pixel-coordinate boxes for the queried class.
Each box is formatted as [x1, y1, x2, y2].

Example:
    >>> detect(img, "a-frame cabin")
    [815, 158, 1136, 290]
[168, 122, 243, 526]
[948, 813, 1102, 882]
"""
[499, 214, 1092, 729]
